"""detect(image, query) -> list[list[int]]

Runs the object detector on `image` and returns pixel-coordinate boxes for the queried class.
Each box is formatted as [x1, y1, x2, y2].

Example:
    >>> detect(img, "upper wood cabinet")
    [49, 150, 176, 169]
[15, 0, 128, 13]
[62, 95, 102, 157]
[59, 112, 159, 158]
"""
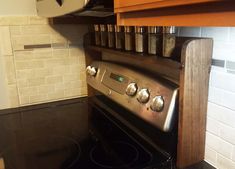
[114, 0, 235, 26]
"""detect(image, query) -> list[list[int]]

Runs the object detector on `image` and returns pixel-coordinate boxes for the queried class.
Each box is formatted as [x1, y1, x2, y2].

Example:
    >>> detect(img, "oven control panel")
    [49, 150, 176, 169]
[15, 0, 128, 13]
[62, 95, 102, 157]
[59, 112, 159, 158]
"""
[86, 61, 178, 132]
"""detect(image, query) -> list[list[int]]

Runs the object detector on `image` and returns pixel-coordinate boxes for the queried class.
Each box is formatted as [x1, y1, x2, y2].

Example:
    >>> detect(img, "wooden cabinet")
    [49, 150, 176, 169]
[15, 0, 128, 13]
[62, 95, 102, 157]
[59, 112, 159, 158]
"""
[114, 0, 235, 26]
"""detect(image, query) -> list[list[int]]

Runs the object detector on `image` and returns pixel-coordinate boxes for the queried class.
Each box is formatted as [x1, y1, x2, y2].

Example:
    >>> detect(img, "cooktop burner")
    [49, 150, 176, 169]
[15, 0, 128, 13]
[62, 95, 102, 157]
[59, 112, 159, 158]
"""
[0, 98, 174, 169]
[0, 136, 81, 169]
[90, 141, 139, 168]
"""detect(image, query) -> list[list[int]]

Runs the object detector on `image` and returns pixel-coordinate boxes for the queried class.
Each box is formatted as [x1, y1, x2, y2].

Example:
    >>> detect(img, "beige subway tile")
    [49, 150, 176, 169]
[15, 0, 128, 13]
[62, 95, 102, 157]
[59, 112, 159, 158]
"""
[33, 35, 51, 44]
[78, 72, 86, 81]
[15, 60, 44, 70]
[81, 86, 88, 96]
[0, 158, 5, 169]
[53, 48, 69, 58]
[15, 61, 29, 70]
[63, 74, 79, 82]
[14, 51, 33, 61]
[47, 90, 64, 100]
[0, 17, 29, 26]
[51, 35, 68, 43]
[33, 48, 53, 59]
[29, 16, 49, 25]
[69, 47, 84, 56]
[21, 25, 57, 35]
[46, 76, 63, 84]
[53, 66, 70, 75]
[3, 56, 16, 84]
[30, 94, 47, 103]
[64, 88, 80, 98]
[30, 60, 45, 69]
[0, 26, 13, 55]
[34, 68, 53, 77]
[55, 82, 70, 91]
[28, 77, 45, 87]
[38, 85, 55, 94]
[64, 57, 79, 66]
[7, 84, 19, 108]
[11, 35, 34, 50]
[16, 70, 34, 79]
[9, 26, 21, 35]
[19, 96, 30, 105]
[45, 58, 65, 67]
[17, 79, 29, 88]
[18, 86, 38, 96]
[69, 65, 80, 73]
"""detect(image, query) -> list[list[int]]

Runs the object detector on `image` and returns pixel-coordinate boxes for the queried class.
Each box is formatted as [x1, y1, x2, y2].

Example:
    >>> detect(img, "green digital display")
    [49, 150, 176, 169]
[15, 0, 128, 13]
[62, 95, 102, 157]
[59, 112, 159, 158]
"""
[110, 73, 125, 83]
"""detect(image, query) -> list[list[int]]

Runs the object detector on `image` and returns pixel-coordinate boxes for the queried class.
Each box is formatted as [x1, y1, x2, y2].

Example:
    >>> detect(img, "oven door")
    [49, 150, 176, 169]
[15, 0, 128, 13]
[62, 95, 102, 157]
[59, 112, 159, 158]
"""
[86, 94, 176, 169]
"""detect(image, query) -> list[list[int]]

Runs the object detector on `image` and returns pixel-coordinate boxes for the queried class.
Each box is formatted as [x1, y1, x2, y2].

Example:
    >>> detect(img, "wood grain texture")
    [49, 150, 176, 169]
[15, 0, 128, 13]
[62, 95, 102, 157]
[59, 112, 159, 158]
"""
[115, 1, 235, 26]
[115, 0, 223, 13]
[177, 39, 213, 168]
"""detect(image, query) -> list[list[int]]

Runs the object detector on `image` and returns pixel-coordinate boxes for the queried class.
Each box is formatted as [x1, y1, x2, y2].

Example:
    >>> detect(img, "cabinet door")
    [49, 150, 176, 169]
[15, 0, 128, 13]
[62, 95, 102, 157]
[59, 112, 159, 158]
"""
[115, 0, 223, 13]
[115, 0, 164, 9]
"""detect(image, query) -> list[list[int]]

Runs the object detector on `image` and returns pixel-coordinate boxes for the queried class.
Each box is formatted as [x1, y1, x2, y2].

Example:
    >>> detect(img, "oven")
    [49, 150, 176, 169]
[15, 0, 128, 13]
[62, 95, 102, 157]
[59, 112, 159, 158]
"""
[0, 61, 178, 169]
[84, 61, 179, 169]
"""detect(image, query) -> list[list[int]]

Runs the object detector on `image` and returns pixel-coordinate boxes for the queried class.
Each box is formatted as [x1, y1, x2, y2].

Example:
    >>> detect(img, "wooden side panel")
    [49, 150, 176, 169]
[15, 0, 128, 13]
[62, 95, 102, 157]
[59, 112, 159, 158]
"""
[177, 39, 213, 168]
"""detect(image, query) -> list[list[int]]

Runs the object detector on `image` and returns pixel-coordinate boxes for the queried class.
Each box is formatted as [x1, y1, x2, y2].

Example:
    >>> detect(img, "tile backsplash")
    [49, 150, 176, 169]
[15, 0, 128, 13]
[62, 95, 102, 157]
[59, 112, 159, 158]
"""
[178, 27, 235, 168]
[0, 16, 88, 108]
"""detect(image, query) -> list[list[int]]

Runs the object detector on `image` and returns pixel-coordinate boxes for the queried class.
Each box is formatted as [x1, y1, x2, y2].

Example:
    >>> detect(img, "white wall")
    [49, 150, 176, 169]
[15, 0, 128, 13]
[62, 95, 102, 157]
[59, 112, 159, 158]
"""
[178, 27, 235, 169]
[0, 0, 36, 15]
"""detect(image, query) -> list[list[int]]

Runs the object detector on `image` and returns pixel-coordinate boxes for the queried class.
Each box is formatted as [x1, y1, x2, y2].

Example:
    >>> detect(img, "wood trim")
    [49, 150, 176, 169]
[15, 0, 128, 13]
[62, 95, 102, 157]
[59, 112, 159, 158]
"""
[115, 0, 223, 13]
[116, 1, 235, 26]
[85, 45, 181, 83]
[177, 39, 213, 168]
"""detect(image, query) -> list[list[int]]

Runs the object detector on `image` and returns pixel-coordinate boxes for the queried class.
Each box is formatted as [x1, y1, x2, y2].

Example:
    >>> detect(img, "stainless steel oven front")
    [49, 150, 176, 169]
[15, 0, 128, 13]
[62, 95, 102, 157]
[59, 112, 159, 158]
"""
[86, 61, 179, 169]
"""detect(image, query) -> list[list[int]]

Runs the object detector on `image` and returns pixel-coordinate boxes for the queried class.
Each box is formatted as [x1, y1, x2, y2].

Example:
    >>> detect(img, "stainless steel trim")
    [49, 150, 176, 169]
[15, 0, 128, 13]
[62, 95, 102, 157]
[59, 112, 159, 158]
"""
[107, 24, 114, 32]
[87, 61, 179, 132]
[135, 26, 146, 33]
[163, 89, 178, 131]
[124, 26, 133, 33]
[148, 26, 162, 34]
[114, 25, 123, 32]
[163, 26, 176, 34]
[100, 25, 107, 32]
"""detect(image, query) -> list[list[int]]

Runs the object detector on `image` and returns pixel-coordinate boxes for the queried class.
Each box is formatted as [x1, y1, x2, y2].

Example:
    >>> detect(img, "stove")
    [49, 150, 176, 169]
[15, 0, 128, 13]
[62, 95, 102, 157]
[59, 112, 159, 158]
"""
[0, 61, 178, 169]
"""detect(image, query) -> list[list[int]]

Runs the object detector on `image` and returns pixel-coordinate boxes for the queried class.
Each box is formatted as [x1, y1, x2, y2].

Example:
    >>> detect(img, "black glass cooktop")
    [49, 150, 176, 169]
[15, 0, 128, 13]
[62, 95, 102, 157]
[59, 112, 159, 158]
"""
[0, 97, 172, 169]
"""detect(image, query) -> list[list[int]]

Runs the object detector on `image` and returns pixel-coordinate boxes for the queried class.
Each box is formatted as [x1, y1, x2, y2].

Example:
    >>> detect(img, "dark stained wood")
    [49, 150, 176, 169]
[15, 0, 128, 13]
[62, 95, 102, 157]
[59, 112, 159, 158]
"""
[115, 1, 235, 26]
[177, 39, 213, 168]
[84, 36, 213, 169]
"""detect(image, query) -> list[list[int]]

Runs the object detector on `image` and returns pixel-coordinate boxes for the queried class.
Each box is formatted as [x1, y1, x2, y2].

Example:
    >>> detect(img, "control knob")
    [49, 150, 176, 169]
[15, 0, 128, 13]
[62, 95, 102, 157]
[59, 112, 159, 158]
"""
[137, 89, 150, 103]
[126, 83, 138, 96]
[150, 96, 164, 112]
[86, 66, 97, 76]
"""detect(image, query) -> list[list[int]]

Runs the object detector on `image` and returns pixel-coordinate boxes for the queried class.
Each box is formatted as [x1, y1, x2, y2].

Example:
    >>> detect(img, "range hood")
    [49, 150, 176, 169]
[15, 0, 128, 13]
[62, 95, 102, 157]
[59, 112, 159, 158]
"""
[37, 0, 114, 18]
